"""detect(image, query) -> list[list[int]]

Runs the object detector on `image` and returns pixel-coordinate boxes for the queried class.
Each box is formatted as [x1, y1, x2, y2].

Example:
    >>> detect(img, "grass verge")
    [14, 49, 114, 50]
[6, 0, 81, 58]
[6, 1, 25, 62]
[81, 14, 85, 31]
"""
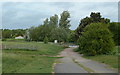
[83, 55, 118, 69]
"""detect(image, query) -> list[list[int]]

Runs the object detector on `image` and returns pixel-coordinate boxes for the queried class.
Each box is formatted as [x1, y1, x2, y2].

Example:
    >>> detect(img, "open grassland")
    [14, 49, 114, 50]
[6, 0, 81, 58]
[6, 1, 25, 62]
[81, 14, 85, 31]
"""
[83, 46, 119, 69]
[2, 41, 64, 55]
[2, 41, 64, 73]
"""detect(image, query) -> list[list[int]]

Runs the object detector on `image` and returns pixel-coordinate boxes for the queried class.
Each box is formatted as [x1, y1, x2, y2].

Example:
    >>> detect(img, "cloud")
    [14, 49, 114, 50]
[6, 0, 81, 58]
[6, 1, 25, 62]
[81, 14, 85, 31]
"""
[0, 0, 119, 2]
[2, 2, 118, 30]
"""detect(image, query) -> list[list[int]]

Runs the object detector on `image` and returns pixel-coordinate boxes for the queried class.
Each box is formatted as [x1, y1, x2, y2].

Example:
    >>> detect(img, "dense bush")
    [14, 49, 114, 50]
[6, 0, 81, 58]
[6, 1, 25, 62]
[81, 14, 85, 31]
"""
[108, 22, 120, 45]
[50, 28, 69, 42]
[44, 36, 48, 44]
[78, 23, 115, 56]
[2, 38, 7, 41]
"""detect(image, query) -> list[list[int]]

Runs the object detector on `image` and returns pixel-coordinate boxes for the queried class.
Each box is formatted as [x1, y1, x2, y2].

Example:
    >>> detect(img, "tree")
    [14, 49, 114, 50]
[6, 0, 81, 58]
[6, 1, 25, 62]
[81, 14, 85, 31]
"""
[59, 11, 71, 29]
[78, 23, 115, 56]
[2, 29, 26, 39]
[2, 29, 12, 38]
[43, 18, 49, 26]
[44, 36, 48, 44]
[68, 30, 76, 43]
[75, 12, 110, 41]
[49, 14, 58, 27]
[27, 11, 71, 43]
[50, 27, 69, 42]
[28, 26, 40, 41]
[108, 22, 120, 45]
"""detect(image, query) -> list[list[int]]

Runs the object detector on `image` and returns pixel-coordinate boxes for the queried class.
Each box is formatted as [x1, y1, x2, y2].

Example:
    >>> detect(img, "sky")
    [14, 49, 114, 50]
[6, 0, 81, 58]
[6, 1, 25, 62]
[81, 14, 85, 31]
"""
[1, 2, 118, 30]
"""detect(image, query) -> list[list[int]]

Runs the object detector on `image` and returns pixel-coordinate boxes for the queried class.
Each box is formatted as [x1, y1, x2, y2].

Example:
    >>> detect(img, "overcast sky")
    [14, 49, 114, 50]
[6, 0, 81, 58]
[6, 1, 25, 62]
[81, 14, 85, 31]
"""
[1, 2, 118, 30]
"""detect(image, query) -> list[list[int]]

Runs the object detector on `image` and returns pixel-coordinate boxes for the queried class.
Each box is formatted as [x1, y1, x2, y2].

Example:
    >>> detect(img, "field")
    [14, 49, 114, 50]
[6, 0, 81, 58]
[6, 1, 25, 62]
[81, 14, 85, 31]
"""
[83, 46, 119, 69]
[2, 41, 64, 73]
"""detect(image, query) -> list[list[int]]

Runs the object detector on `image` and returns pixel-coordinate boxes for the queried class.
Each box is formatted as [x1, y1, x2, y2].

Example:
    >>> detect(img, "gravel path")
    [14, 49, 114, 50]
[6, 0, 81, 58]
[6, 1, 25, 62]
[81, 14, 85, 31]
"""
[54, 47, 118, 73]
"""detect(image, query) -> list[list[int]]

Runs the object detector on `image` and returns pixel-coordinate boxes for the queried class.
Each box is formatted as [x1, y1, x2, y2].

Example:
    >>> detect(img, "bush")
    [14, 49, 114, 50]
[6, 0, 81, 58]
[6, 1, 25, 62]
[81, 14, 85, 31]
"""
[2, 38, 7, 41]
[44, 36, 48, 44]
[108, 22, 120, 45]
[77, 23, 115, 56]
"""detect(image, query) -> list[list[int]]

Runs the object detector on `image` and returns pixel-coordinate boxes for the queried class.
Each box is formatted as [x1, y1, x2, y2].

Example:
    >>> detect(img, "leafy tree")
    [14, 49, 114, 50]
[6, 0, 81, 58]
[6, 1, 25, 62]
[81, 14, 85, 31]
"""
[49, 14, 58, 27]
[28, 26, 39, 41]
[2, 29, 26, 39]
[78, 23, 115, 56]
[43, 18, 49, 26]
[50, 27, 69, 42]
[59, 11, 71, 29]
[27, 11, 71, 43]
[2, 29, 12, 38]
[68, 30, 76, 43]
[108, 22, 120, 45]
[75, 12, 110, 41]
[44, 36, 48, 44]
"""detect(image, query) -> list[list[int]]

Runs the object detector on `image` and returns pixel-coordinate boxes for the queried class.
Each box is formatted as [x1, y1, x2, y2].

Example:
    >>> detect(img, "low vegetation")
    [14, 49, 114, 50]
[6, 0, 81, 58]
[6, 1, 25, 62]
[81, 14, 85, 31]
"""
[82, 46, 119, 69]
[2, 41, 64, 73]
[83, 55, 118, 69]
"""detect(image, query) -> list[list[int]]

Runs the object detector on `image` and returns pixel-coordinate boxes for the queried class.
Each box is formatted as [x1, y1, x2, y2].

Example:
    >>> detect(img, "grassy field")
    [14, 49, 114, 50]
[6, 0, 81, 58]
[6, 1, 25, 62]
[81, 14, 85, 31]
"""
[83, 55, 118, 69]
[2, 41, 64, 55]
[83, 46, 119, 69]
[2, 41, 64, 73]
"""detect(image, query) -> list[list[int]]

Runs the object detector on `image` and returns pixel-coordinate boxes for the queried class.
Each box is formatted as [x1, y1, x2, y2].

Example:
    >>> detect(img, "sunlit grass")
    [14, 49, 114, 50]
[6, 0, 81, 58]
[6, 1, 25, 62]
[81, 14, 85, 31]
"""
[2, 41, 64, 73]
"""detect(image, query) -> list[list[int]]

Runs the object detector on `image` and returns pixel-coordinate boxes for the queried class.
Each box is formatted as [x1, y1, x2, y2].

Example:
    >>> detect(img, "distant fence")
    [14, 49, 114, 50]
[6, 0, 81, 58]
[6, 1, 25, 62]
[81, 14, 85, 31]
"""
[2, 44, 38, 51]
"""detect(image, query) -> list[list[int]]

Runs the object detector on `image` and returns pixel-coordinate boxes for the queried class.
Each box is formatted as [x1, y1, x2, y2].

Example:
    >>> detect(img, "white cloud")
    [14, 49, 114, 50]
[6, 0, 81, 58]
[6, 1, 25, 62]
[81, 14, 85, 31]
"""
[2, 2, 118, 30]
[0, 0, 119, 2]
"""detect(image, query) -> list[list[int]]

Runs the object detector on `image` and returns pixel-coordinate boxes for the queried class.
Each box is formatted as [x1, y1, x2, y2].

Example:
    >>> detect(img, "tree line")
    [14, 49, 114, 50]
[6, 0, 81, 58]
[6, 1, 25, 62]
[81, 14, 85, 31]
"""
[1, 11, 120, 56]
[75, 12, 120, 55]
[25, 11, 71, 43]
[1, 29, 26, 39]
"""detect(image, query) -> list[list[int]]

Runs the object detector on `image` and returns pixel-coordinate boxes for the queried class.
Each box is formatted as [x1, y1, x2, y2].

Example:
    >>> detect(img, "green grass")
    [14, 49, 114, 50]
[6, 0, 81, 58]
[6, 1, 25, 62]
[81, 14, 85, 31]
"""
[83, 46, 119, 69]
[2, 41, 64, 55]
[75, 46, 119, 69]
[83, 55, 118, 69]
[2, 41, 64, 73]
[4, 38, 25, 42]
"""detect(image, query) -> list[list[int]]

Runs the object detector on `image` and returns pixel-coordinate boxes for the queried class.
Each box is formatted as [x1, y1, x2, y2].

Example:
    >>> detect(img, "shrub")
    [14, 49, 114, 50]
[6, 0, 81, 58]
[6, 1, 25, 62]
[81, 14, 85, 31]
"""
[77, 23, 115, 56]
[2, 38, 6, 41]
[44, 36, 48, 44]
[108, 22, 120, 45]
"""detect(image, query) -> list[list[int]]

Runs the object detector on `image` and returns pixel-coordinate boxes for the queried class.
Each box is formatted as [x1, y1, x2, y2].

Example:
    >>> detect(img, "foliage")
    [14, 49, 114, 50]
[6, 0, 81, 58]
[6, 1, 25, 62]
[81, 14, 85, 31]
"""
[78, 23, 115, 56]
[2, 29, 12, 38]
[75, 12, 110, 41]
[50, 28, 69, 42]
[28, 27, 39, 41]
[49, 14, 58, 28]
[2, 38, 7, 41]
[59, 11, 71, 29]
[2, 29, 26, 39]
[26, 11, 71, 42]
[68, 30, 76, 43]
[43, 36, 48, 44]
[108, 22, 120, 45]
